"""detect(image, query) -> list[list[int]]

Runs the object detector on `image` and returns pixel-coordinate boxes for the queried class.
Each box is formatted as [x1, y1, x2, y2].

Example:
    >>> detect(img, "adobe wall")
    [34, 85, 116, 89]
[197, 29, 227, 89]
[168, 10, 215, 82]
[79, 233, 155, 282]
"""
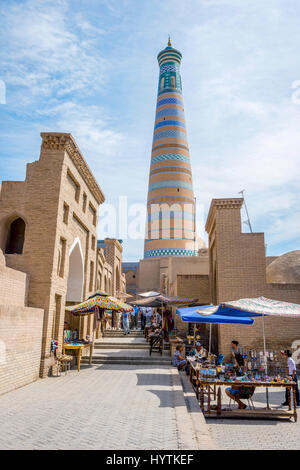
[0, 305, 44, 396]
[0, 249, 28, 306]
[206, 198, 300, 359]
[0, 133, 105, 377]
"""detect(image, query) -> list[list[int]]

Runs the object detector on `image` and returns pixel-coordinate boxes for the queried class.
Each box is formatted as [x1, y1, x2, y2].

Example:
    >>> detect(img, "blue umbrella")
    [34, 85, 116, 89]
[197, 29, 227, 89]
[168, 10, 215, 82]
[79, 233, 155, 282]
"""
[178, 309, 254, 325]
[176, 305, 253, 354]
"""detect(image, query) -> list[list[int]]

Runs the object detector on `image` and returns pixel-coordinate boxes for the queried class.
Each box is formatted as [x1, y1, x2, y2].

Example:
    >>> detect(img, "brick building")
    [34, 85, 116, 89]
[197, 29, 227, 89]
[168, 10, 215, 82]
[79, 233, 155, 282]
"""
[205, 198, 300, 358]
[0, 132, 126, 389]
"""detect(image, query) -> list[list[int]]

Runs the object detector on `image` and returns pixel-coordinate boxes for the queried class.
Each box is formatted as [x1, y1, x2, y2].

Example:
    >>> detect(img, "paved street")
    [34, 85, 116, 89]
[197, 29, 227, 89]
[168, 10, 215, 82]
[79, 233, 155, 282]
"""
[0, 364, 201, 450]
[207, 387, 300, 450]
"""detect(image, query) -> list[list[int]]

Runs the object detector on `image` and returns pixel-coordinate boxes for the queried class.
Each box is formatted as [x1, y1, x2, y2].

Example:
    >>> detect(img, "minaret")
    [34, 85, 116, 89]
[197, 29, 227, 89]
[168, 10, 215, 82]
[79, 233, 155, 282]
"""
[144, 39, 197, 258]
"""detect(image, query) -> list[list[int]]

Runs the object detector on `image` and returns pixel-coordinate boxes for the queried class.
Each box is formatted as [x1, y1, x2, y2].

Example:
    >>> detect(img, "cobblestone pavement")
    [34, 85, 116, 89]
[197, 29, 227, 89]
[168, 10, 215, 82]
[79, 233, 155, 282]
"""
[0, 364, 198, 450]
[207, 387, 300, 450]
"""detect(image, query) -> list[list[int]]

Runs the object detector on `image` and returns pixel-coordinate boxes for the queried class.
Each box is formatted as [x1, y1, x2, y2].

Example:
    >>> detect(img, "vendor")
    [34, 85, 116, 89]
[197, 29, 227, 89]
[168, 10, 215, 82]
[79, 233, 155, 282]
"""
[231, 340, 244, 372]
[225, 385, 255, 410]
[282, 350, 300, 407]
[172, 344, 186, 371]
[191, 342, 207, 359]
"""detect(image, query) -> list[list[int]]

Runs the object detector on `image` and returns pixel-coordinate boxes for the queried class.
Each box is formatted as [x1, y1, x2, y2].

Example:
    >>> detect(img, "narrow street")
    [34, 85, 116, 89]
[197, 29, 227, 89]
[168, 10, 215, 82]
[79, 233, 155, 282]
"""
[0, 332, 208, 450]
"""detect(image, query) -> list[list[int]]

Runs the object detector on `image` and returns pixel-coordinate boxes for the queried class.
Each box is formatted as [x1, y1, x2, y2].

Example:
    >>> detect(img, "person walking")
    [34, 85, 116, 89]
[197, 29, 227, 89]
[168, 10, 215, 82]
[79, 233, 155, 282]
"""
[282, 350, 300, 407]
[122, 311, 130, 335]
[131, 306, 138, 329]
[140, 307, 146, 331]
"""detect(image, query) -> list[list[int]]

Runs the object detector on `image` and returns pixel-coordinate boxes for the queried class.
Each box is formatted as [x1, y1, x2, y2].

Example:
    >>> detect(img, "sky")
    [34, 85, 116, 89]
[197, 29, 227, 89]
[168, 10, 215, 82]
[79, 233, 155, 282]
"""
[0, 0, 300, 261]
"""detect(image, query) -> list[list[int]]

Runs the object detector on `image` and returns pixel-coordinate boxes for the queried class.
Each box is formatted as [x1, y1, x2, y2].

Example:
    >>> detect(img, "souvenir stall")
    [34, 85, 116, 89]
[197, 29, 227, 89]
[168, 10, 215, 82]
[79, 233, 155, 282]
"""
[132, 294, 198, 352]
[65, 291, 133, 371]
[176, 299, 299, 422]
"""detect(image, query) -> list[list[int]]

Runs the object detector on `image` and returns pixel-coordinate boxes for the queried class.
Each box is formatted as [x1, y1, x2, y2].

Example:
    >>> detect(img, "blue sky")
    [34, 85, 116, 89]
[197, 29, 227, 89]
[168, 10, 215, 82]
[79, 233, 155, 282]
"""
[1, 0, 300, 261]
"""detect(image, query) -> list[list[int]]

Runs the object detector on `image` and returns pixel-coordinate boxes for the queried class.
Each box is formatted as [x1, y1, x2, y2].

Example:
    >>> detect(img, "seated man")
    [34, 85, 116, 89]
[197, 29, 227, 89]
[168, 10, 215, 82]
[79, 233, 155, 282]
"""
[225, 385, 255, 409]
[172, 344, 186, 370]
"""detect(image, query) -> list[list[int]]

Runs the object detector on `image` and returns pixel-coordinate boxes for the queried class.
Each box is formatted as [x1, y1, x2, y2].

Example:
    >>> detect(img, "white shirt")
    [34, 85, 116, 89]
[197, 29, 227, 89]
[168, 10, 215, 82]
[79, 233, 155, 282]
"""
[288, 357, 296, 376]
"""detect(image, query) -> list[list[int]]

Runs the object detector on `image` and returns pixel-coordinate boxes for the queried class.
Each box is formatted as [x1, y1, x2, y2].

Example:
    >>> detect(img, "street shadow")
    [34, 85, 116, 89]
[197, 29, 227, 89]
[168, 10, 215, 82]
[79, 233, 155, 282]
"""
[136, 372, 172, 386]
[145, 389, 183, 408]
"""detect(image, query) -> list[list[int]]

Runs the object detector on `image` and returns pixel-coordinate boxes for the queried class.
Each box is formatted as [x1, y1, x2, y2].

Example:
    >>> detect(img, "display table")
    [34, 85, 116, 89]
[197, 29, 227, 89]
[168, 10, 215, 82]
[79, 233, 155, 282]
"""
[198, 379, 298, 422]
[62, 343, 93, 372]
[188, 358, 216, 400]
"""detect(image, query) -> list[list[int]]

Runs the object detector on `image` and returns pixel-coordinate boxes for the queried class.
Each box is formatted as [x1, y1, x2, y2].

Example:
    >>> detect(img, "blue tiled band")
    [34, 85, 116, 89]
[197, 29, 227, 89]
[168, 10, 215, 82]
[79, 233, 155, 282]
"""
[144, 248, 198, 258]
[153, 130, 186, 142]
[151, 154, 189, 164]
[154, 120, 186, 130]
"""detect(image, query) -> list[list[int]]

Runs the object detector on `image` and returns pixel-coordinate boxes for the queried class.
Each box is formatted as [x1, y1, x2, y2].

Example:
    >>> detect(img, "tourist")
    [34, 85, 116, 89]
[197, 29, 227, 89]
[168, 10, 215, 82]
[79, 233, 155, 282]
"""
[231, 340, 244, 372]
[131, 305, 138, 330]
[146, 307, 153, 327]
[172, 344, 186, 370]
[140, 307, 146, 331]
[122, 311, 130, 335]
[282, 350, 300, 407]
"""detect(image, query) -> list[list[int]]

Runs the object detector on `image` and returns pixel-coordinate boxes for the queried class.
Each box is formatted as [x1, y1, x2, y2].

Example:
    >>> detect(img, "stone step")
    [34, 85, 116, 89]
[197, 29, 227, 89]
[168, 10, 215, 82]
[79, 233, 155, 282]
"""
[82, 357, 171, 366]
[94, 342, 149, 350]
[103, 331, 144, 337]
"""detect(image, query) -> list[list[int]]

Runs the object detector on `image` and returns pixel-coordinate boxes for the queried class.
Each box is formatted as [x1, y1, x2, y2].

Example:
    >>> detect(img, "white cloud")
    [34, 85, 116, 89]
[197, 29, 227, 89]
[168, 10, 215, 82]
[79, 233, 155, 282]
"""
[0, 0, 107, 98]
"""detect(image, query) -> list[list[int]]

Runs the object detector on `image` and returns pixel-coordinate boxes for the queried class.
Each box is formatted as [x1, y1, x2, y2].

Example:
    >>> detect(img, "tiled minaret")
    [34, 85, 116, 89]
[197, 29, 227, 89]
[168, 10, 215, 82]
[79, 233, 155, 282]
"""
[144, 39, 197, 258]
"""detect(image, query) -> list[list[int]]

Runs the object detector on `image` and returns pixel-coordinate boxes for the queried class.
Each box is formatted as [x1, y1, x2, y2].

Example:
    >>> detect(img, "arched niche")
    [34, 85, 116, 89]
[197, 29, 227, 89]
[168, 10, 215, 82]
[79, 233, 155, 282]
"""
[66, 238, 84, 302]
[5, 217, 26, 254]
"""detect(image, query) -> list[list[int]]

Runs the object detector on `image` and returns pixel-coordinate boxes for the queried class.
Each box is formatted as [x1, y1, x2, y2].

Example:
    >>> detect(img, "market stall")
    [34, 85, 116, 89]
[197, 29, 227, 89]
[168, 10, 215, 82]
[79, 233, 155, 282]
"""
[65, 292, 133, 371]
[176, 298, 300, 421]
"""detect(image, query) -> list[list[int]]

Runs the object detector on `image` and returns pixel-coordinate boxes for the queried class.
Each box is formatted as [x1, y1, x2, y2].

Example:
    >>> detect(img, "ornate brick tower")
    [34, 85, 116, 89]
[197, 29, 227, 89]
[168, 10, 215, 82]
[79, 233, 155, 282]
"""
[144, 39, 197, 258]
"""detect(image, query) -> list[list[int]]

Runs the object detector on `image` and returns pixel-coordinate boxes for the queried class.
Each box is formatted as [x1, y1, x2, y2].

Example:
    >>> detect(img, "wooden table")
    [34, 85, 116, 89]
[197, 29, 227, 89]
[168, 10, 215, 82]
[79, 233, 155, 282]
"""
[188, 359, 217, 401]
[62, 343, 93, 372]
[198, 379, 298, 422]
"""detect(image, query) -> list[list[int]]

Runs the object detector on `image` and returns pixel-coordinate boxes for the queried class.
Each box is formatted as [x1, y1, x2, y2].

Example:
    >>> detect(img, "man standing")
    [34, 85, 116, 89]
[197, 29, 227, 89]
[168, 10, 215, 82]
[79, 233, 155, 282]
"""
[282, 350, 300, 407]
[140, 308, 146, 331]
[122, 311, 130, 335]
[131, 306, 138, 330]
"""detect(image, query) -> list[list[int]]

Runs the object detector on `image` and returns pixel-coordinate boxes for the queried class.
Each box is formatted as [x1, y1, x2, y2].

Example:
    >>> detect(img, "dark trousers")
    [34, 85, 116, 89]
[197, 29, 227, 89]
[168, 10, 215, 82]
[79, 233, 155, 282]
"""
[286, 374, 300, 404]
[141, 316, 145, 330]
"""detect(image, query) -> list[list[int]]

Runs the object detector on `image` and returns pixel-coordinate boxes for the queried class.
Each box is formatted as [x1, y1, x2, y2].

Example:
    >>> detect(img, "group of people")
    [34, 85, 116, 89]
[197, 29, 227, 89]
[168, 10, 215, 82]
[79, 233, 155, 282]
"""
[172, 338, 300, 410]
[172, 341, 208, 370]
[226, 341, 300, 409]
[121, 306, 162, 335]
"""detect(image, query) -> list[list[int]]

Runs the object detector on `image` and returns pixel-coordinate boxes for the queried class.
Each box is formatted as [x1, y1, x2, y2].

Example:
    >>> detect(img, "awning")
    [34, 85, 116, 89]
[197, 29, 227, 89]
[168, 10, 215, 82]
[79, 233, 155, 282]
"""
[132, 295, 198, 308]
[176, 306, 254, 325]
[196, 297, 300, 318]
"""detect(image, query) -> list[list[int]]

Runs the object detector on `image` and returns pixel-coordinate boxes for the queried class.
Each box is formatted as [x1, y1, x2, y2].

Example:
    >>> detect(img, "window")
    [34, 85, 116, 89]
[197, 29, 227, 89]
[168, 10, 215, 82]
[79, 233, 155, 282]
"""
[82, 193, 87, 213]
[91, 235, 96, 250]
[89, 203, 97, 227]
[160, 77, 164, 89]
[58, 237, 67, 278]
[53, 294, 62, 341]
[89, 261, 94, 291]
[67, 169, 80, 202]
[63, 202, 69, 224]
[171, 76, 175, 88]
[5, 217, 26, 254]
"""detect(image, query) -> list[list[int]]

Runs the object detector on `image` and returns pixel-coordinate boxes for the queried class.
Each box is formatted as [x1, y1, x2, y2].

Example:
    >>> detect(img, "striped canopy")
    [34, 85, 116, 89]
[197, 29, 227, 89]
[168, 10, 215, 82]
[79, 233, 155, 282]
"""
[196, 297, 300, 318]
[132, 295, 198, 307]
[66, 295, 134, 315]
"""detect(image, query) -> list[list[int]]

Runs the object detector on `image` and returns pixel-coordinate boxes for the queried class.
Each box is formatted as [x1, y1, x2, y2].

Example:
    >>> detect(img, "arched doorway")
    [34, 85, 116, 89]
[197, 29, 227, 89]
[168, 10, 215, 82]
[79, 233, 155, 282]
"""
[5, 217, 26, 254]
[66, 238, 84, 302]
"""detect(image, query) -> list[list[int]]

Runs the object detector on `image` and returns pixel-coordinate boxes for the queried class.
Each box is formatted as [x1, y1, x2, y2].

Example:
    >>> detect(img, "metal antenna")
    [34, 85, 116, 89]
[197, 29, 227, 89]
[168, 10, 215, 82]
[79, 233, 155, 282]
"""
[238, 189, 253, 233]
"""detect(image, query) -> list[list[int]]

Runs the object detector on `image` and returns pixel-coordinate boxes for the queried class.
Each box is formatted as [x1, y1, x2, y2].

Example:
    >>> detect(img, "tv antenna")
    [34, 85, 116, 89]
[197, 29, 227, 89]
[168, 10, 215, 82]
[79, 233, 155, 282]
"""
[238, 189, 253, 233]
